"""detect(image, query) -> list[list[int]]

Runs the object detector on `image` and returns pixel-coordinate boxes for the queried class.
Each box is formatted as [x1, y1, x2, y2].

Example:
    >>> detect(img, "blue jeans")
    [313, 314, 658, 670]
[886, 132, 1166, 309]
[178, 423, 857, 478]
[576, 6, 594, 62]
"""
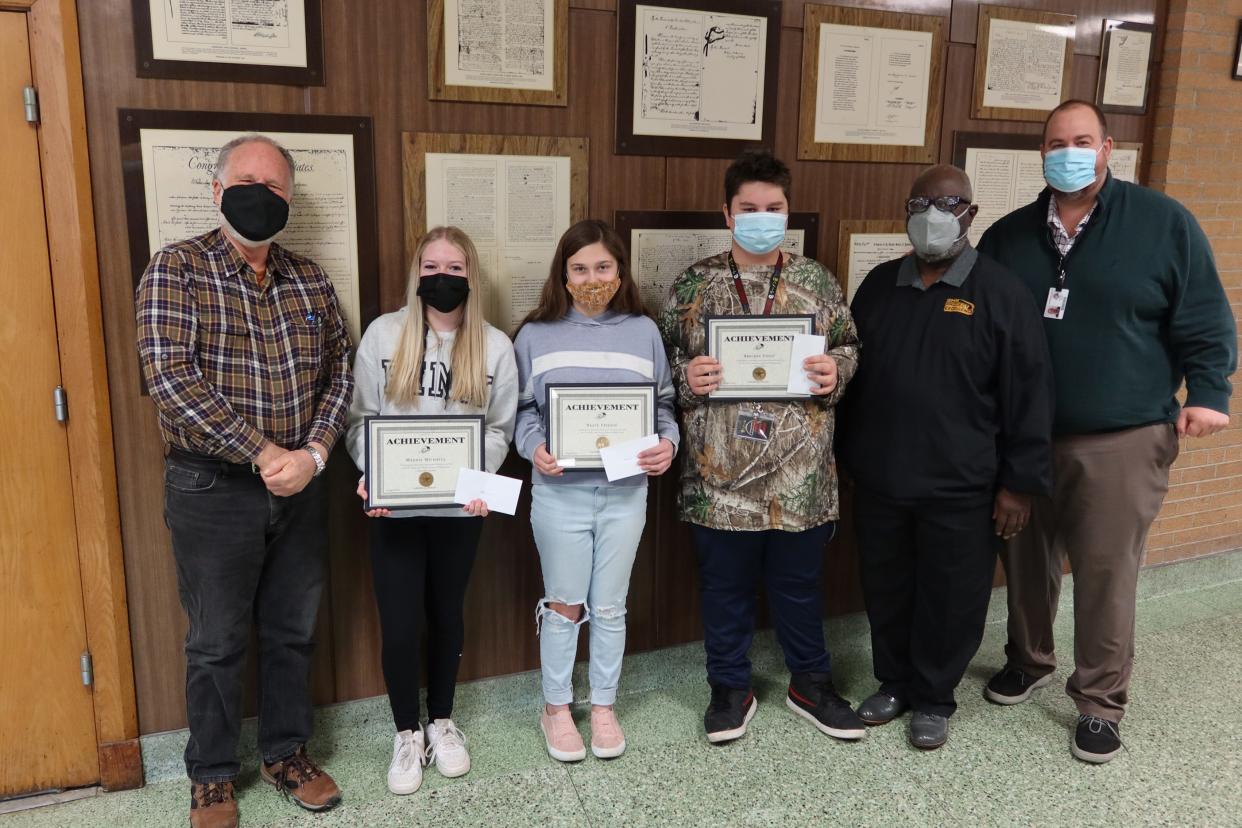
[530, 484, 647, 706]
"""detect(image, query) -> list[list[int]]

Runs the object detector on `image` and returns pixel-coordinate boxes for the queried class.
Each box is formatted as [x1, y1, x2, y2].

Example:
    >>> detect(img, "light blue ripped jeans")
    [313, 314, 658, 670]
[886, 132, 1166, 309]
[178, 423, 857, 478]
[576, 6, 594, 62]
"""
[530, 483, 647, 706]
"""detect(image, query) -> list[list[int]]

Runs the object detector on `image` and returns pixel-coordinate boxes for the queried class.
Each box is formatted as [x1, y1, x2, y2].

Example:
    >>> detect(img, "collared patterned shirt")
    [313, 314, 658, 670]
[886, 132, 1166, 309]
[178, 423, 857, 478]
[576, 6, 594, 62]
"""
[1047, 194, 1096, 256]
[136, 228, 353, 464]
[659, 252, 859, 532]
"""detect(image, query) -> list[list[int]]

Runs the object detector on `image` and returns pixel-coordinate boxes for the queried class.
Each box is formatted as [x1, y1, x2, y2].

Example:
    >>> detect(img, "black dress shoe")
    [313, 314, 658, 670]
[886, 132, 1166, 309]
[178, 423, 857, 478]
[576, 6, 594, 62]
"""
[856, 692, 908, 725]
[909, 712, 948, 750]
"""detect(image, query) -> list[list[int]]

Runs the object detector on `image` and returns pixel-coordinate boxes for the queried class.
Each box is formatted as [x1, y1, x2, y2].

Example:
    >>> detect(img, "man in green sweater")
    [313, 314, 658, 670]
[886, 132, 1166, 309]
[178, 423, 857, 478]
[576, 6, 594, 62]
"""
[977, 100, 1236, 764]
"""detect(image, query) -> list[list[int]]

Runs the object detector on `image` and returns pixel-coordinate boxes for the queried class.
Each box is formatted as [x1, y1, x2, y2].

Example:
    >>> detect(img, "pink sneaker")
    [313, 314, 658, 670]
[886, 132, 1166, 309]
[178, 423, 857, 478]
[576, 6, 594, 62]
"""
[540, 706, 586, 762]
[590, 706, 626, 759]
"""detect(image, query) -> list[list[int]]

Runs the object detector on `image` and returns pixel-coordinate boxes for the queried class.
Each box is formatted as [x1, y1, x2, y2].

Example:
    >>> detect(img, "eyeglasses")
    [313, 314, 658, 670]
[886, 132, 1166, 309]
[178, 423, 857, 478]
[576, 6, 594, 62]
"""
[906, 195, 971, 215]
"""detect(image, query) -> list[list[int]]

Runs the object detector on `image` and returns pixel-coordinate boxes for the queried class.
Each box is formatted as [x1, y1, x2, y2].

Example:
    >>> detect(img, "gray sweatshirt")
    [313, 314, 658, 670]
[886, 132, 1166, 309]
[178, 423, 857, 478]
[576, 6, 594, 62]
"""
[346, 307, 519, 517]
[513, 308, 679, 488]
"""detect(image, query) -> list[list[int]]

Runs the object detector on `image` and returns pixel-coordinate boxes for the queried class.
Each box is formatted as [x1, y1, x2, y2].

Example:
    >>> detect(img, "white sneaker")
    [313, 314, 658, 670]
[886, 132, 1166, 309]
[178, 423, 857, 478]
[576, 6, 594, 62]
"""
[426, 718, 471, 778]
[387, 728, 426, 795]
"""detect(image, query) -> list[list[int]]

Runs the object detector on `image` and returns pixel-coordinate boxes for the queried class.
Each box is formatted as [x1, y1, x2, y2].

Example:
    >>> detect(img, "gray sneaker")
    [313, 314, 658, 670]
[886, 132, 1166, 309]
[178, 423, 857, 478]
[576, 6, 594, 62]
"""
[909, 712, 948, 750]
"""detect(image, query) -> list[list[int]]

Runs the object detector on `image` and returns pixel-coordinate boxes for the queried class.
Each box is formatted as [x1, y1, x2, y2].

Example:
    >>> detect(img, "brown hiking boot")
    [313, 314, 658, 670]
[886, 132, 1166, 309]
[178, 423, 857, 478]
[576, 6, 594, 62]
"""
[260, 746, 342, 812]
[189, 781, 238, 828]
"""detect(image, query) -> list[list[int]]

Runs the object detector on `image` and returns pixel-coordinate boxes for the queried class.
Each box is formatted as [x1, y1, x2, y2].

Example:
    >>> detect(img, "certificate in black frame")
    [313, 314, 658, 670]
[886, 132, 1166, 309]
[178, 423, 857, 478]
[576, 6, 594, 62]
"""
[704, 313, 817, 401]
[544, 382, 659, 471]
[363, 414, 486, 511]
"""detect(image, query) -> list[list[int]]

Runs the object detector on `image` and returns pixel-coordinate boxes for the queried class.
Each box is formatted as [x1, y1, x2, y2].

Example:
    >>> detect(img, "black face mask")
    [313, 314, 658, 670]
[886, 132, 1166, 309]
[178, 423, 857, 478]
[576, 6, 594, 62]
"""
[220, 183, 290, 243]
[417, 274, 470, 313]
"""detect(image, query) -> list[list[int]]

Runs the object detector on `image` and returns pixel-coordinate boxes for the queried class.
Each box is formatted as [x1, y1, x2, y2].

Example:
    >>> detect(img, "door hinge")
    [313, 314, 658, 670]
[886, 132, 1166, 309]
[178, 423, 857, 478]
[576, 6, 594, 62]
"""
[53, 386, 68, 422]
[22, 86, 39, 124]
[80, 651, 93, 687]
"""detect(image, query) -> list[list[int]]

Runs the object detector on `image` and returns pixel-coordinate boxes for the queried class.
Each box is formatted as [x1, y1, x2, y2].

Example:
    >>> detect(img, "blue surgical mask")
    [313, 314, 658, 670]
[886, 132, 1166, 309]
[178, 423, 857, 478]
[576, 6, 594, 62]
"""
[907, 206, 966, 260]
[731, 212, 787, 255]
[1043, 146, 1102, 193]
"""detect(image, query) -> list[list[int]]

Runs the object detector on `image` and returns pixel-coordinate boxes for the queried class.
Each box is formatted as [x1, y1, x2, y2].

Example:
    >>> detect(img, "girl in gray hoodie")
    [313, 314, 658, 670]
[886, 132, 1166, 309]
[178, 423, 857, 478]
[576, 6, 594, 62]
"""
[514, 219, 679, 763]
[347, 227, 517, 796]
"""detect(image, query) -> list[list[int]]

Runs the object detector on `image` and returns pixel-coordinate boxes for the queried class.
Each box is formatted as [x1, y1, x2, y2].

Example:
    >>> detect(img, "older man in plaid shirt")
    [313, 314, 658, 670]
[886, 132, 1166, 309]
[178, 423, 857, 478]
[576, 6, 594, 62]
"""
[136, 134, 352, 828]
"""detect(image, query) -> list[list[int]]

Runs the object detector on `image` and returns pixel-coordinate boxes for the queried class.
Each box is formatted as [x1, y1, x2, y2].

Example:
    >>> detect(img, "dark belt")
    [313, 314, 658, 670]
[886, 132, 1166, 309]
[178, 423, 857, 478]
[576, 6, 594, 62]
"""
[166, 445, 260, 475]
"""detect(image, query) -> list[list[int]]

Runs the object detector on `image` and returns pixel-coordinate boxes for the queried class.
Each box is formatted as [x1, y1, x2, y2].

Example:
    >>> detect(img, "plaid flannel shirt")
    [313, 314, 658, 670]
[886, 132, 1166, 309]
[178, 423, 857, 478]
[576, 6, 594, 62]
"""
[136, 228, 353, 464]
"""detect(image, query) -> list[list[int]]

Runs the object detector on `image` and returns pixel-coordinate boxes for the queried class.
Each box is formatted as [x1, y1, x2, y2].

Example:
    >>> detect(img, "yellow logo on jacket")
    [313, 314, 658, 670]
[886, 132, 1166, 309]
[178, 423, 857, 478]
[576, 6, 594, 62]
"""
[944, 298, 975, 316]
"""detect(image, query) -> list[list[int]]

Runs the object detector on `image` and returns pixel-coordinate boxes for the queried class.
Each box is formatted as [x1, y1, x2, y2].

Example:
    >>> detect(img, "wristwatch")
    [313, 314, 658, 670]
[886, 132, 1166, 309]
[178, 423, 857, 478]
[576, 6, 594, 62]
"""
[303, 445, 326, 477]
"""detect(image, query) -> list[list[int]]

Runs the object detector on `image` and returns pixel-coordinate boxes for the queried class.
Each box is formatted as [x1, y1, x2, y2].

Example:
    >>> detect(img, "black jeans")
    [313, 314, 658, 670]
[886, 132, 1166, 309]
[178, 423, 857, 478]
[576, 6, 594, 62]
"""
[853, 489, 997, 718]
[692, 523, 835, 690]
[163, 452, 327, 783]
[369, 515, 484, 732]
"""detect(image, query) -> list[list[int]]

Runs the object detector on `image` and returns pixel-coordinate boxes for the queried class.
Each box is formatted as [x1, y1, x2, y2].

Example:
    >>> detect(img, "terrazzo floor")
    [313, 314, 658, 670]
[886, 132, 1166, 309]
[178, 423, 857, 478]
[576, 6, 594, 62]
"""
[3, 550, 1240, 827]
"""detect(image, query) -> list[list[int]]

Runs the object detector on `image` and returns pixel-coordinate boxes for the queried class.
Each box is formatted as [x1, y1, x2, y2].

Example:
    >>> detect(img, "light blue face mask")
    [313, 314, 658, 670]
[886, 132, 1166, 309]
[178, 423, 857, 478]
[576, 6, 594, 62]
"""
[731, 211, 788, 255]
[1043, 146, 1102, 193]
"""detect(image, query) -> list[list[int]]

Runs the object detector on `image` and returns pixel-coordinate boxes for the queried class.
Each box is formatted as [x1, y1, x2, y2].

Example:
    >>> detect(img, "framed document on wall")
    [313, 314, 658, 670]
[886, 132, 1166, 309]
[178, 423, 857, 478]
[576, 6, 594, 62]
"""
[952, 131, 1142, 244]
[404, 132, 589, 333]
[973, 6, 1076, 121]
[119, 109, 379, 346]
[1097, 20, 1156, 114]
[132, 0, 325, 85]
[797, 3, 945, 164]
[614, 210, 819, 314]
[428, 0, 568, 106]
[615, 0, 781, 158]
[836, 221, 909, 306]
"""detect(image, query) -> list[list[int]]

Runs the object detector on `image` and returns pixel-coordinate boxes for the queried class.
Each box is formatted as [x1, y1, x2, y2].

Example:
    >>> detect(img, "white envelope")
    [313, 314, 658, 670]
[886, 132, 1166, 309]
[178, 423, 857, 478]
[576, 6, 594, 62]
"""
[599, 434, 660, 482]
[786, 333, 827, 395]
[453, 468, 523, 515]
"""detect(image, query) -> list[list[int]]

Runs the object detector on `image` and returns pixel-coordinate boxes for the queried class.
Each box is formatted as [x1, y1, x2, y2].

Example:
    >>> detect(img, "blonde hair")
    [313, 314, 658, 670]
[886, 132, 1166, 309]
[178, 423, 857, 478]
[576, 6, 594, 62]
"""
[385, 226, 490, 409]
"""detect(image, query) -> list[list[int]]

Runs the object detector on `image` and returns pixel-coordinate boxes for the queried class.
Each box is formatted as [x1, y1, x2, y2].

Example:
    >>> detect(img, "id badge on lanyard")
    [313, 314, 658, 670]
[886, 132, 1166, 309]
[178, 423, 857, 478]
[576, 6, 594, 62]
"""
[728, 253, 783, 443]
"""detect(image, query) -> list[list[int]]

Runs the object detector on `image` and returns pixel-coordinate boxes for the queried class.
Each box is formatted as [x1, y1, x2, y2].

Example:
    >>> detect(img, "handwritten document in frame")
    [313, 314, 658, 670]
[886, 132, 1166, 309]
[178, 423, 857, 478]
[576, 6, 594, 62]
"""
[797, 4, 944, 164]
[132, 0, 324, 85]
[615, 211, 819, 316]
[972, 7, 1075, 122]
[429, 0, 568, 106]
[1096, 20, 1155, 115]
[119, 110, 379, 354]
[404, 133, 589, 334]
[615, 0, 781, 158]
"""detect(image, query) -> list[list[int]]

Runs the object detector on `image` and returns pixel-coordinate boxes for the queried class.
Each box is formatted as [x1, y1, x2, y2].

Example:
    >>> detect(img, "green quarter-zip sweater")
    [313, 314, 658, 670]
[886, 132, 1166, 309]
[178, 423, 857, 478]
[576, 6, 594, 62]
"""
[977, 173, 1236, 435]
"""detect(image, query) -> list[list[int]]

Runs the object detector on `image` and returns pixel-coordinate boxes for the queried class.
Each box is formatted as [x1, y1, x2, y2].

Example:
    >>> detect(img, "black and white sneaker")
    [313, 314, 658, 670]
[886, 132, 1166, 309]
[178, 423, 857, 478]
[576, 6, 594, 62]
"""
[705, 684, 757, 744]
[1072, 715, 1122, 763]
[785, 672, 866, 741]
[984, 665, 1053, 705]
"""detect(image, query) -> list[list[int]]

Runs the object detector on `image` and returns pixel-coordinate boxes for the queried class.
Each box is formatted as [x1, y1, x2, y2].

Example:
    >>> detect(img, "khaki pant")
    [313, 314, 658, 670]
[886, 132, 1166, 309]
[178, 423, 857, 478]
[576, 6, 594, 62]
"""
[1001, 423, 1179, 721]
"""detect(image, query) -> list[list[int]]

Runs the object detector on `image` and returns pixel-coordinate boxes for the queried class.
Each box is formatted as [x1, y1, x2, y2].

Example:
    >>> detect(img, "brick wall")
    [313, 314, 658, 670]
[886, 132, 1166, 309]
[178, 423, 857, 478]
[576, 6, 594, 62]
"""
[1146, 0, 1242, 563]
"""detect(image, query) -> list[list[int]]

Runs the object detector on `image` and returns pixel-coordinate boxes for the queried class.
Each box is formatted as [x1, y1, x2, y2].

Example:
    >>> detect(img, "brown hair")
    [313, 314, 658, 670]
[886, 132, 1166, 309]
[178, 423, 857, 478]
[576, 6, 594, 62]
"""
[519, 219, 645, 328]
[1043, 99, 1110, 142]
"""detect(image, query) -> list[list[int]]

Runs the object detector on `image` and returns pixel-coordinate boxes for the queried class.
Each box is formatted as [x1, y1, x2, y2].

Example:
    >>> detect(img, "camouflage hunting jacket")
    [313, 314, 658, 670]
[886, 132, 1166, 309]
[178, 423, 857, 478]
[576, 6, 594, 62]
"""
[658, 252, 859, 532]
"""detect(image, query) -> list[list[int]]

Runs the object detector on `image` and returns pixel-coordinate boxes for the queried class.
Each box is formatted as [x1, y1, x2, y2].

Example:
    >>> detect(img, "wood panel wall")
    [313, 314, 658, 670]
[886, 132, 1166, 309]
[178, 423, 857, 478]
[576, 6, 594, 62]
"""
[77, 0, 1164, 734]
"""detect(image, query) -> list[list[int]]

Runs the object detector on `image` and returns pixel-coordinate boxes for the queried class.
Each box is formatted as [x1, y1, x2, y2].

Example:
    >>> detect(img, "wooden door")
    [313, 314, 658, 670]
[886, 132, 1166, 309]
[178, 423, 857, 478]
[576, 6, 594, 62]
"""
[0, 9, 100, 797]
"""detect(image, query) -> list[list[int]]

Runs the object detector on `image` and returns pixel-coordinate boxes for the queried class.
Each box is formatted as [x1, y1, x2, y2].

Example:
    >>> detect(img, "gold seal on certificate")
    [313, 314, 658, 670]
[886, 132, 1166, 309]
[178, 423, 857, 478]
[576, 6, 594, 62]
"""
[364, 415, 485, 509]
[705, 314, 817, 400]
[546, 383, 658, 471]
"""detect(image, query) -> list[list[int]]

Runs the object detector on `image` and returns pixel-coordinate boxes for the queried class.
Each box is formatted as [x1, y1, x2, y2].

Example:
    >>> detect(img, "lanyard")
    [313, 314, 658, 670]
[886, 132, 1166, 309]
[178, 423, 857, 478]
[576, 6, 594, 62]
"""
[728, 251, 783, 316]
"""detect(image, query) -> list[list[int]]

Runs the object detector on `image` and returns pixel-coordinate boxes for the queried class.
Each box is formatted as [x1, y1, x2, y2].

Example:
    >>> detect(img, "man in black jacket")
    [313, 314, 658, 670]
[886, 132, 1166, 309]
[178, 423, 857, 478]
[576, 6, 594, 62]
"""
[840, 164, 1054, 750]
